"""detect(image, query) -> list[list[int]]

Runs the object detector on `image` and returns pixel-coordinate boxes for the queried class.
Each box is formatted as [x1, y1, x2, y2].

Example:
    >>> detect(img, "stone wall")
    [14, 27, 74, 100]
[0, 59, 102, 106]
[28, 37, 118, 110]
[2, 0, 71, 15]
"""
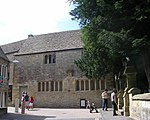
[129, 93, 150, 120]
[27, 77, 112, 108]
[14, 49, 82, 83]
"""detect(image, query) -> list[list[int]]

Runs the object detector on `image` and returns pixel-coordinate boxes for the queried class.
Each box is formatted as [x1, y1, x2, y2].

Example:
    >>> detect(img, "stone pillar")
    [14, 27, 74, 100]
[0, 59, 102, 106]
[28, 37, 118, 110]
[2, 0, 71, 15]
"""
[15, 98, 19, 113]
[117, 75, 126, 109]
[128, 88, 141, 119]
[117, 89, 124, 109]
[123, 66, 137, 116]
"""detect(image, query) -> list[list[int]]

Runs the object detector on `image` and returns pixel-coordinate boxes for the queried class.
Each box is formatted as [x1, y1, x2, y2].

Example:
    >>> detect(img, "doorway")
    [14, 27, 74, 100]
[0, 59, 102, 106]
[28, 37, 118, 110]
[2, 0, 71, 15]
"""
[19, 86, 28, 104]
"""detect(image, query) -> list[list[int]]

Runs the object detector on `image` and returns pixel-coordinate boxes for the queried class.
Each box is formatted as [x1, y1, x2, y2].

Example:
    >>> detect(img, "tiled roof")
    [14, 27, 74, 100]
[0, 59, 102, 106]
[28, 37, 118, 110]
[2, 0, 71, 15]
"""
[1, 30, 83, 55]
[1, 40, 25, 54]
[0, 47, 9, 61]
[18, 30, 83, 55]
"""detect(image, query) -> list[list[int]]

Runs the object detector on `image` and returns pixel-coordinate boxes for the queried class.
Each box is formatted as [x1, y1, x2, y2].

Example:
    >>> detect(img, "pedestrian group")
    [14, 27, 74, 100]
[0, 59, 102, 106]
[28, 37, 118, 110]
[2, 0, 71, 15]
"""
[21, 91, 34, 112]
[101, 88, 118, 116]
[86, 88, 118, 116]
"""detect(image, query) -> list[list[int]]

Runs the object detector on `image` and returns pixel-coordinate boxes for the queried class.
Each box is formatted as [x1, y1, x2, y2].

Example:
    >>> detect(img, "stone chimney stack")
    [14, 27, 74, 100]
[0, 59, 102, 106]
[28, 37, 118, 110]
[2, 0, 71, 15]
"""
[28, 34, 34, 38]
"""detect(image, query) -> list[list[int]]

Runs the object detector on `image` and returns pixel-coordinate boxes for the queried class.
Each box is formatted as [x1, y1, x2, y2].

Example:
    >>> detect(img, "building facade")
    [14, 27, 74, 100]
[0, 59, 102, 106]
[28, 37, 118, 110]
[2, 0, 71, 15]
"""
[1, 30, 114, 108]
[0, 47, 9, 115]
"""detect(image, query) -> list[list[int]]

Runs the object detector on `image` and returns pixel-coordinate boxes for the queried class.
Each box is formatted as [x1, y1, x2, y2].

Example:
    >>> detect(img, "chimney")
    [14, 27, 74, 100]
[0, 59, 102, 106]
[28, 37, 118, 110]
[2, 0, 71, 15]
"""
[28, 34, 34, 38]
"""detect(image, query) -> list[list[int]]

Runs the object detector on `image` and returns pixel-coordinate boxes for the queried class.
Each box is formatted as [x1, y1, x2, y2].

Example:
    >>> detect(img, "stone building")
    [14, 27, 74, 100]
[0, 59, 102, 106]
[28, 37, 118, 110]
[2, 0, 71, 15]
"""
[0, 47, 9, 115]
[1, 30, 114, 108]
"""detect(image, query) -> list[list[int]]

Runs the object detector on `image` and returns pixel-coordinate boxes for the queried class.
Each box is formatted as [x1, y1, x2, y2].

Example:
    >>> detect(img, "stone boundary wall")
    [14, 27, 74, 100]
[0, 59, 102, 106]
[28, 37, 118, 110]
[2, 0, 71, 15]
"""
[129, 93, 150, 120]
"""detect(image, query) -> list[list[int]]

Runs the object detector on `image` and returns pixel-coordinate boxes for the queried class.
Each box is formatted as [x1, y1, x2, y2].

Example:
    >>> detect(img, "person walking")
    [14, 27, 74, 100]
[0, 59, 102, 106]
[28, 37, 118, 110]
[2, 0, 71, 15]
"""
[21, 94, 25, 114]
[24, 92, 29, 110]
[101, 89, 108, 111]
[29, 96, 34, 110]
[111, 88, 118, 116]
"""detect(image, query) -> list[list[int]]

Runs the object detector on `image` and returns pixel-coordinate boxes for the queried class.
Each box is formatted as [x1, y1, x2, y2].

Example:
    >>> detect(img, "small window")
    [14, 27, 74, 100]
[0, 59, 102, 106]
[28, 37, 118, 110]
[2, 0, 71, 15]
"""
[85, 80, 89, 90]
[42, 82, 45, 91]
[52, 54, 56, 63]
[81, 80, 84, 90]
[44, 55, 48, 64]
[38, 82, 41, 92]
[51, 81, 54, 91]
[96, 80, 100, 90]
[55, 81, 58, 91]
[46, 82, 49, 91]
[76, 80, 79, 91]
[49, 55, 52, 64]
[101, 79, 105, 90]
[44, 53, 56, 64]
[59, 81, 63, 91]
[90, 80, 95, 90]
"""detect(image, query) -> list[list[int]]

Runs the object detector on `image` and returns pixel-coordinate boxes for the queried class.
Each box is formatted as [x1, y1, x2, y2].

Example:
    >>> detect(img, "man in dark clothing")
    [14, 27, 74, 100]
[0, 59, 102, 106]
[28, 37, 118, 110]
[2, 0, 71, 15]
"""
[24, 92, 29, 110]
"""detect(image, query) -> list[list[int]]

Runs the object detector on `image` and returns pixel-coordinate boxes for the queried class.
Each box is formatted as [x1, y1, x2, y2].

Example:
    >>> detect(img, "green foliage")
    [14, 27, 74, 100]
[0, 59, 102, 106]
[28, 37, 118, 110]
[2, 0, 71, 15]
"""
[70, 0, 150, 79]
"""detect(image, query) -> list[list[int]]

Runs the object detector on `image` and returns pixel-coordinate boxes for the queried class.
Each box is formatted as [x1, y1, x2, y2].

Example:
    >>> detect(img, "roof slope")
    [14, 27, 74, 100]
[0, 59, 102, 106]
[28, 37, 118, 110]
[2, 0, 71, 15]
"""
[0, 47, 9, 61]
[18, 30, 83, 55]
[1, 40, 25, 54]
[1, 30, 83, 55]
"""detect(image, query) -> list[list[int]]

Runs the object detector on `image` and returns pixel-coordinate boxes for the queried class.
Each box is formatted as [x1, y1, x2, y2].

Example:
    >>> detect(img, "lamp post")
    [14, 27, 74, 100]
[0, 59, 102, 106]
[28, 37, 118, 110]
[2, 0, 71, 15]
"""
[12, 59, 20, 113]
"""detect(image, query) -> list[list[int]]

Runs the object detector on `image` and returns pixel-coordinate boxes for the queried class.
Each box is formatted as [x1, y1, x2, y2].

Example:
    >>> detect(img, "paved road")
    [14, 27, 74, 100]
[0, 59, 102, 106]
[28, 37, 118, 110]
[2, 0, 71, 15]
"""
[0, 107, 133, 120]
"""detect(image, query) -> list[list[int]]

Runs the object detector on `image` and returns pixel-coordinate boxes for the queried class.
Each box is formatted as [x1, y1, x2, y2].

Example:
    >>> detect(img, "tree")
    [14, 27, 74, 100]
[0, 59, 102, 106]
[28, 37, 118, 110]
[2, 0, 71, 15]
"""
[69, 0, 150, 90]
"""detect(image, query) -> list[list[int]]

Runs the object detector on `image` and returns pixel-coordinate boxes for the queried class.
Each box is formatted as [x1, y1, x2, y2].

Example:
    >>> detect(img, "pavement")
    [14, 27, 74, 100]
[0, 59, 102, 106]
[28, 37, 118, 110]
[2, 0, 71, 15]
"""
[0, 107, 134, 120]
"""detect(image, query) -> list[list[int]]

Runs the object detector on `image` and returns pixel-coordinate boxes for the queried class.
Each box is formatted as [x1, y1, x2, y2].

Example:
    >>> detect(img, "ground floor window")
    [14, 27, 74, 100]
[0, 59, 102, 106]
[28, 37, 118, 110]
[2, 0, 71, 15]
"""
[38, 81, 63, 92]
[75, 79, 106, 91]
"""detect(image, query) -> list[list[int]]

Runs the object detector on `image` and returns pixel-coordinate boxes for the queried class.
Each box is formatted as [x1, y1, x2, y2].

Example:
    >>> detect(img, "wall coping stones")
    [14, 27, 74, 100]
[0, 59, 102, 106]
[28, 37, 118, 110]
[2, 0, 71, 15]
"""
[132, 93, 150, 101]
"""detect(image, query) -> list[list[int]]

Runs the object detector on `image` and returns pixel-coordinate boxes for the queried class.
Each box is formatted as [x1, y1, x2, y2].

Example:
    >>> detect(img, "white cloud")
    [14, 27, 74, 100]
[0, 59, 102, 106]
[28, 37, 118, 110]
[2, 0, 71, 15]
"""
[0, 0, 79, 45]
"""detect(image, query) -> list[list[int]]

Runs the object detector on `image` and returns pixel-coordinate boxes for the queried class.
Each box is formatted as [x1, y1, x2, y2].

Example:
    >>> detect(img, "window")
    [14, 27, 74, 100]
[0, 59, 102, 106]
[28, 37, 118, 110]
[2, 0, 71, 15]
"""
[51, 81, 54, 91]
[59, 81, 63, 91]
[0, 64, 8, 81]
[101, 79, 105, 90]
[75, 79, 100, 91]
[49, 55, 52, 64]
[52, 54, 56, 63]
[46, 82, 49, 91]
[55, 81, 58, 91]
[96, 80, 100, 90]
[44, 55, 48, 64]
[76, 80, 79, 91]
[38, 81, 63, 92]
[85, 80, 89, 90]
[38, 82, 41, 92]
[90, 80, 95, 90]
[44, 53, 56, 64]
[81, 80, 84, 90]
[42, 82, 45, 91]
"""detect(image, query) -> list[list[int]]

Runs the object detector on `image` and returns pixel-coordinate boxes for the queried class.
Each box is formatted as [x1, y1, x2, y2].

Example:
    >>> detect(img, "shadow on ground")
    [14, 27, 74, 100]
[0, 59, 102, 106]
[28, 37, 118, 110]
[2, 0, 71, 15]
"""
[0, 113, 56, 120]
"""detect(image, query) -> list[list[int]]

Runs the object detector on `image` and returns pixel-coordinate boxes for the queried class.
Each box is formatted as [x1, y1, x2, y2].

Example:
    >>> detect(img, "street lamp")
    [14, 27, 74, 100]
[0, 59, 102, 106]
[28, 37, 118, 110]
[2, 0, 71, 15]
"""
[12, 59, 19, 63]
[12, 59, 20, 113]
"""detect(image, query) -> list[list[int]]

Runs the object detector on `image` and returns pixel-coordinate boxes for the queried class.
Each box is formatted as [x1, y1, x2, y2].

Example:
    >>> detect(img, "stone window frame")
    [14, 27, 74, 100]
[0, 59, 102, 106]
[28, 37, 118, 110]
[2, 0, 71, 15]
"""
[37, 80, 63, 92]
[0, 64, 8, 85]
[44, 53, 56, 64]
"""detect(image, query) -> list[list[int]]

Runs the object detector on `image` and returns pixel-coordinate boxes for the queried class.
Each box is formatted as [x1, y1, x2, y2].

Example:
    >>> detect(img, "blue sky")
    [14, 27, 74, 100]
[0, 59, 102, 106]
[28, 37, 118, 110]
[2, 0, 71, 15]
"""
[0, 0, 80, 45]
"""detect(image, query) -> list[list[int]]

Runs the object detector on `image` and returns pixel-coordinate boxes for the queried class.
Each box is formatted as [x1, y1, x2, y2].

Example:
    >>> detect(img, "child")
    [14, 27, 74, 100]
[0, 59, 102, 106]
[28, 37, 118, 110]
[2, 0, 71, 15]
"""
[90, 103, 98, 113]
[29, 96, 34, 110]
